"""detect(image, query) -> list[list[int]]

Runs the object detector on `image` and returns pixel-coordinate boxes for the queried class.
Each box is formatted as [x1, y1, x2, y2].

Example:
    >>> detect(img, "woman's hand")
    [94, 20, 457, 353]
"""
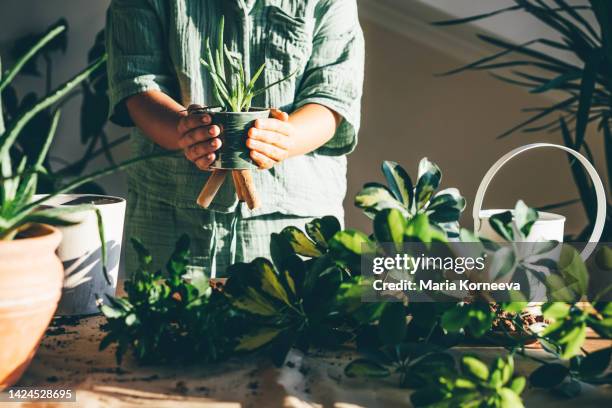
[177, 104, 222, 170]
[247, 109, 295, 169]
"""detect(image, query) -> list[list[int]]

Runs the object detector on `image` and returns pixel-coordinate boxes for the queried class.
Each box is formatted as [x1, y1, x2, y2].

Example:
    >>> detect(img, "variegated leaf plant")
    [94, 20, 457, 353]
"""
[355, 159, 466, 237]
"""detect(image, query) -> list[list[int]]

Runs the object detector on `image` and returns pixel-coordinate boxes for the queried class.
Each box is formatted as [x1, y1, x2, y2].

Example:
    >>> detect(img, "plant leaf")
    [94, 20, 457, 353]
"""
[529, 363, 569, 388]
[414, 158, 441, 210]
[281, 226, 322, 258]
[461, 355, 490, 381]
[305, 216, 341, 250]
[381, 160, 414, 208]
[344, 359, 390, 378]
[236, 328, 283, 351]
[378, 302, 407, 346]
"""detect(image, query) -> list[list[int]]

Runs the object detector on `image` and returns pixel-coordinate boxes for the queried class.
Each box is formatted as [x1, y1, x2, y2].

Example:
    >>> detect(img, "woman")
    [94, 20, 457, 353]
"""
[106, 0, 364, 276]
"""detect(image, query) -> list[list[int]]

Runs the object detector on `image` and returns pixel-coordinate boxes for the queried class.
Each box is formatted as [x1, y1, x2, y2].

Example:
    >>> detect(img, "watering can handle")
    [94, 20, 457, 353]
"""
[473, 143, 606, 260]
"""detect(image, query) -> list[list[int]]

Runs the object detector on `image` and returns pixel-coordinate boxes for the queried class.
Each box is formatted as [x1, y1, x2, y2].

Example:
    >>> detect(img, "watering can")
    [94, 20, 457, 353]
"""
[473, 143, 607, 260]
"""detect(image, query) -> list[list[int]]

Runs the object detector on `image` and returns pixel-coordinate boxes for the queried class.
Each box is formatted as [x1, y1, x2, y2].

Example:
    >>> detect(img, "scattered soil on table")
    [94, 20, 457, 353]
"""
[491, 304, 546, 333]
[175, 380, 189, 395]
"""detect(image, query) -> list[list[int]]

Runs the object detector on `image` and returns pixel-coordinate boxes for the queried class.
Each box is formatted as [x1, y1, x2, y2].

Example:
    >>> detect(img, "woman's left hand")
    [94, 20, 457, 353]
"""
[247, 109, 295, 169]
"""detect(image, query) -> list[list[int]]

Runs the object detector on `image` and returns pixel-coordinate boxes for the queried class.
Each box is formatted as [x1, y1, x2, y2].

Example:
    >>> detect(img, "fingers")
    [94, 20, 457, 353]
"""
[250, 150, 276, 169]
[254, 117, 292, 135]
[178, 112, 212, 133]
[194, 154, 217, 171]
[246, 138, 288, 162]
[270, 108, 289, 122]
[178, 125, 221, 149]
[248, 127, 291, 150]
[184, 138, 222, 161]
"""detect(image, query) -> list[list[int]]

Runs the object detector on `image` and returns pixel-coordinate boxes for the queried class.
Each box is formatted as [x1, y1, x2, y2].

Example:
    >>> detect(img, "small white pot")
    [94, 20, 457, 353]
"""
[477, 210, 565, 243]
[36, 194, 126, 316]
[474, 143, 606, 260]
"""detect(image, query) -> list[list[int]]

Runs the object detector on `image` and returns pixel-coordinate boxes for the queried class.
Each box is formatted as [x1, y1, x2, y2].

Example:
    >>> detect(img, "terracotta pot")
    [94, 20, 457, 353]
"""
[0, 224, 63, 390]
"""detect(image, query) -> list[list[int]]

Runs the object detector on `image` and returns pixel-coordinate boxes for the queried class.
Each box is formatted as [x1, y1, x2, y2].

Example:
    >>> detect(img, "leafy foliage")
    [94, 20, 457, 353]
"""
[96, 158, 610, 405]
[0, 21, 168, 287]
[435, 0, 612, 239]
[410, 354, 526, 408]
[0, 23, 107, 240]
[200, 17, 294, 112]
[355, 159, 466, 237]
[223, 216, 381, 365]
[99, 236, 234, 364]
[3, 20, 127, 195]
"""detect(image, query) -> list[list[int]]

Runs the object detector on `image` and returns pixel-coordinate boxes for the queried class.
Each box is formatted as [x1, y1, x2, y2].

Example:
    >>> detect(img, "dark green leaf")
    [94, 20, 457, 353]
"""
[489, 210, 514, 241]
[381, 160, 414, 207]
[344, 358, 390, 378]
[529, 363, 569, 388]
[559, 118, 597, 225]
[578, 347, 612, 378]
[373, 208, 406, 250]
[305, 216, 341, 250]
[281, 226, 322, 257]
[378, 302, 407, 346]
[252, 258, 290, 305]
[131, 237, 152, 266]
[235, 327, 283, 351]
[414, 158, 441, 210]
[557, 378, 582, 398]
[441, 304, 470, 333]
[573, 59, 597, 150]
[355, 183, 405, 215]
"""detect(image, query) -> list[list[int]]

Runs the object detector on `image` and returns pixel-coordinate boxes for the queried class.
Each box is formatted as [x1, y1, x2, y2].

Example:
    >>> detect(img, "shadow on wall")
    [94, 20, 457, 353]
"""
[346, 18, 592, 235]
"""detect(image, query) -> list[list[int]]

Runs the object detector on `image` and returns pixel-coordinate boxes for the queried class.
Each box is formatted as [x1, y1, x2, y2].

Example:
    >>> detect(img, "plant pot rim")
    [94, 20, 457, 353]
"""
[479, 209, 566, 223]
[0, 223, 61, 246]
[208, 107, 270, 115]
[34, 194, 126, 206]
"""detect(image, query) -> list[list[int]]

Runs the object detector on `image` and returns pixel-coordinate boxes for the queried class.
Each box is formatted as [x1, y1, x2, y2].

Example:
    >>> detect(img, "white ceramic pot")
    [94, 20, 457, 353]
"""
[36, 194, 126, 316]
[473, 143, 606, 260]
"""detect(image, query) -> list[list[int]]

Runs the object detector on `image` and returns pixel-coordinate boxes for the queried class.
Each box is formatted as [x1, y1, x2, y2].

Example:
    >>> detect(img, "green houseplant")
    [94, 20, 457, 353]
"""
[3, 20, 126, 195]
[199, 16, 294, 170]
[0, 25, 166, 389]
[100, 156, 611, 406]
[356, 159, 466, 237]
[435, 0, 612, 240]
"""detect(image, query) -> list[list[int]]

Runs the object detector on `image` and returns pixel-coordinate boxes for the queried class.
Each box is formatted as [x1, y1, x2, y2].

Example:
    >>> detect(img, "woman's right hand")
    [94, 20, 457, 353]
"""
[178, 105, 222, 170]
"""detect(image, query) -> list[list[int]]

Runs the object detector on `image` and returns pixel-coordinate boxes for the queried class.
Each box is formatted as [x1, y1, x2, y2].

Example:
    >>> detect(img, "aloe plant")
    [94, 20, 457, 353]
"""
[355, 159, 466, 237]
[3, 21, 125, 195]
[0, 25, 169, 283]
[435, 0, 612, 239]
[200, 17, 294, 112]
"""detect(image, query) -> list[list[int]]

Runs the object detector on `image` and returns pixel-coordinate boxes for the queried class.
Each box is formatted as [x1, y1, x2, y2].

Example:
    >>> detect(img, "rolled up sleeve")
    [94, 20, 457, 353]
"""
[105, 0, 176, 126]
[295, 0, 364, 156]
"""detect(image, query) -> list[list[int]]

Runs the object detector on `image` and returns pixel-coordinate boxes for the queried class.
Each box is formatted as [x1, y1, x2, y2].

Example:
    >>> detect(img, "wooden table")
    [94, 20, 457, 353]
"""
[4, 316, 611, 407]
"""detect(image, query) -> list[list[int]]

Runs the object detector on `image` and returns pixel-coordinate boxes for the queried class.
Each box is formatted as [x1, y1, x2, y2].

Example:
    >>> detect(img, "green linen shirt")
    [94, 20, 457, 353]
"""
[106, 0, 364, 219]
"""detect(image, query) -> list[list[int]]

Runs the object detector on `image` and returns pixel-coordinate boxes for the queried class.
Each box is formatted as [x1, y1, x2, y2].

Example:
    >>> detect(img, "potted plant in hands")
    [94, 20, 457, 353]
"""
[196, 17, 294, 210]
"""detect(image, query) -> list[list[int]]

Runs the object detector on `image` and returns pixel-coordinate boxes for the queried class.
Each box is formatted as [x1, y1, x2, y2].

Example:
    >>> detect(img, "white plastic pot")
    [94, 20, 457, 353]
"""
[473, 143, 606, 260]
[37, 194, 126, 316]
